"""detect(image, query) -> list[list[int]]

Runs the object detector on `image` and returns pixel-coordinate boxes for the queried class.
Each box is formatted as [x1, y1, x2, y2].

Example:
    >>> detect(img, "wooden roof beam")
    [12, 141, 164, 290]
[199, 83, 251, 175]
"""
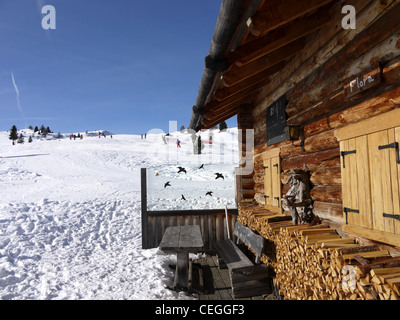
[205, 79, 269, 116]
[214, 68, 271, 102]
[215, 61, 288, 101]
[204, 93, 255, 122]
[227, 4, 334, 66]
[222, 38, 304, 87]
[201, 108, 239, 129]
[249, 0, 334, 37]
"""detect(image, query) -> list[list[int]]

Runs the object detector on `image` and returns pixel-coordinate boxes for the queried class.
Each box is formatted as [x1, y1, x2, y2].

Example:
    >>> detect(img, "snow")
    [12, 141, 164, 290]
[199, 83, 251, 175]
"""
[0, 128, 239, 300]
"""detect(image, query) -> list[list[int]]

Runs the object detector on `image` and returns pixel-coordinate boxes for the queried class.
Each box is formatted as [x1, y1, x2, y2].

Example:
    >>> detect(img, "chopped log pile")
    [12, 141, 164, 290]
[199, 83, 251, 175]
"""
[238, 201, 400, 300]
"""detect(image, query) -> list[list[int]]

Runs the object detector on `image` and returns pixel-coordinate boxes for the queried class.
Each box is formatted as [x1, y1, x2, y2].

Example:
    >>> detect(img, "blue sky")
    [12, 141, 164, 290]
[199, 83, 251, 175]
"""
[0, 0, 236, 134]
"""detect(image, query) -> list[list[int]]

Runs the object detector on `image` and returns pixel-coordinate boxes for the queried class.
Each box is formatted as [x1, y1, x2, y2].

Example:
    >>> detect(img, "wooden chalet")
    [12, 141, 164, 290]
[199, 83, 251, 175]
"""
[189, 0, 400, 300]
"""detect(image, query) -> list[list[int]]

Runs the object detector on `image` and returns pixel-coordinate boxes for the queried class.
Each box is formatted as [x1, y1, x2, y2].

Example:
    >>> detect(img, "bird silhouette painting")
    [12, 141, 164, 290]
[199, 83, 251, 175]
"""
[206, 191, 213, 196]
[177, 166, 187, 174]
[164, 181, 171, 188]
[215, 173, 224, 180]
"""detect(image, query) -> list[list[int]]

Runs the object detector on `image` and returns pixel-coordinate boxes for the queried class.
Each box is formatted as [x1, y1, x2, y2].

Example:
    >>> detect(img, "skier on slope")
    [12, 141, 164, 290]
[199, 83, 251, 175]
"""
[177, 139, 181, 148]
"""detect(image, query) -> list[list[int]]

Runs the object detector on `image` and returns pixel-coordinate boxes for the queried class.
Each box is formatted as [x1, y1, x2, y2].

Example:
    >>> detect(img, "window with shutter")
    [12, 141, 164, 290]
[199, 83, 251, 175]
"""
[335, 109, 400, 247]
[266, 95, 288, 146]
[262, 148, 282, 214]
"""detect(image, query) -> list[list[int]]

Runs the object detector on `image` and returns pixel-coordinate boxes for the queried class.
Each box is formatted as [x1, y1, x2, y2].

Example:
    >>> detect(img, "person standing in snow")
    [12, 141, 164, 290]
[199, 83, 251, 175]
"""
[177, 139, 181, 148]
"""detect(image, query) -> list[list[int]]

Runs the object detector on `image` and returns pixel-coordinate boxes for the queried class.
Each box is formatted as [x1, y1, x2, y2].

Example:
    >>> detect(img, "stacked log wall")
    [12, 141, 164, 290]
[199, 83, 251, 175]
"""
[252, 0, 400, 228]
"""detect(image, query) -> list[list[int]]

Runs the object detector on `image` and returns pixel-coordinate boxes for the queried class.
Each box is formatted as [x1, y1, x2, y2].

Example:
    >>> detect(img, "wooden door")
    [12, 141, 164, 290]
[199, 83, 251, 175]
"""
[340, 136, 372, 229]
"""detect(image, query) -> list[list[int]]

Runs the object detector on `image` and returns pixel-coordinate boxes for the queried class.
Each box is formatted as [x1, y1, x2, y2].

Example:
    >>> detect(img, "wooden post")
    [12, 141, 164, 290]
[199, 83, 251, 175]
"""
[237, 104, 254, 201]
[174, 252, 189, 289]
[141, 168, 148, 249]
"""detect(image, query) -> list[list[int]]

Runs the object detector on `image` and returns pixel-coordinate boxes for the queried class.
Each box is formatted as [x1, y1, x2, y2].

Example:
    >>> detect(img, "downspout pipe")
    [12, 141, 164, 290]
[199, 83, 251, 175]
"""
[189, 0, 247, 131]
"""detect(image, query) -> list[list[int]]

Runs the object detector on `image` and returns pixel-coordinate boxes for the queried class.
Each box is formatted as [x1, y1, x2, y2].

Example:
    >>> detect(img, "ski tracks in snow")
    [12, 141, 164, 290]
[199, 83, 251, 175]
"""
[0, 198, 181, 300]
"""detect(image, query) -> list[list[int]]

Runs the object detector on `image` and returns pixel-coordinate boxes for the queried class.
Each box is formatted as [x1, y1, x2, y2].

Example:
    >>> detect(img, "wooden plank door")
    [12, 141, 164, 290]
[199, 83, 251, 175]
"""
[340, 136, 372, 228]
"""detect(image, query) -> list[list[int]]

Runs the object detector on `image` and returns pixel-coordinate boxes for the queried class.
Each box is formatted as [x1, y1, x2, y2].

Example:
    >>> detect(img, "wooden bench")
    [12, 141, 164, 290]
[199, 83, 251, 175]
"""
[215, 221, 272, 299]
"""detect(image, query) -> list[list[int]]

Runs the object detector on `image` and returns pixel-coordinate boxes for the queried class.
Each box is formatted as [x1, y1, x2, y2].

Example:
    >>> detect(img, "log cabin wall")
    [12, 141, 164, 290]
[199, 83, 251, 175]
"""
[189, 0, 400, 250]
[251, 0, 400, 234]
[188, 0, 400, 299]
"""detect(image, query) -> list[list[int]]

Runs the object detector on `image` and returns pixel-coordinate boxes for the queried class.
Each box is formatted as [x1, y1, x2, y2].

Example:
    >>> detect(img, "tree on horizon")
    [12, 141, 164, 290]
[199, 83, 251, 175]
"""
[219, 121, 228, 131]
[17, 133, 24, 144]
[9, 125, 18, 144]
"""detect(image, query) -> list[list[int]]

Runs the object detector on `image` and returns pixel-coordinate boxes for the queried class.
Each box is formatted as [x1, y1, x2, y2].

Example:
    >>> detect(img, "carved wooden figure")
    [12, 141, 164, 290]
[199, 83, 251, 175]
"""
[282, 171, 313, 225]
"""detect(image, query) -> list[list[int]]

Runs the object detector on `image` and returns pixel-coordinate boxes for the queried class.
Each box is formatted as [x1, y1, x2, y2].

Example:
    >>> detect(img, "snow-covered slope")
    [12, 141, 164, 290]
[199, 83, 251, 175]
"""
[0, 128, 239, 300]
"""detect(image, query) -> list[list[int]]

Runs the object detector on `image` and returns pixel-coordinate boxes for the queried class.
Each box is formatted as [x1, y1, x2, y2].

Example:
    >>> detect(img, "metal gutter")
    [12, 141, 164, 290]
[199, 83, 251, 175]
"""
[188, 0, 248, 131]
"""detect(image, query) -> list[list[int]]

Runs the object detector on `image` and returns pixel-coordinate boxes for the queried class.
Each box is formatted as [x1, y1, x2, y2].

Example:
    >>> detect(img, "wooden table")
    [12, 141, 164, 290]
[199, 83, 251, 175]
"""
[159, 225, 205, 290]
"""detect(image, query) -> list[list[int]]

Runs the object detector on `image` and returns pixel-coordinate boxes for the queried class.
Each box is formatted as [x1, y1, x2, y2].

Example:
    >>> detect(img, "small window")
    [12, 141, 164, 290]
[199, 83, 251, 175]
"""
[266, 94, 287, 146]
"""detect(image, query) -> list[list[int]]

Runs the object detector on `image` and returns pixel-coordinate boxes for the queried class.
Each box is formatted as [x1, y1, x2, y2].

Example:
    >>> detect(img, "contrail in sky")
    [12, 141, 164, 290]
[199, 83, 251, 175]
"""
[11, 72, 27, 128]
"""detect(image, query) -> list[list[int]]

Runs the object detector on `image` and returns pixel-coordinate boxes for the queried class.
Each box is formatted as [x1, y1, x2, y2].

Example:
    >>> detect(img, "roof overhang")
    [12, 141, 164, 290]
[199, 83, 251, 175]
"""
[189, 0, 336, 131]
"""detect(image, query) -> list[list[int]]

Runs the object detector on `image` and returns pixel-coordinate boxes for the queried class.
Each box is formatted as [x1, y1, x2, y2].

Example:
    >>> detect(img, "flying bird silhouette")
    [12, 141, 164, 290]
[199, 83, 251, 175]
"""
[206, 191, 213, 196]
[177, 166, 187, 174]
[215, 173, 224, 180]
[199, 164, 204, 169]
[181, 194, 186, 201]
[164, 181, 171, 188]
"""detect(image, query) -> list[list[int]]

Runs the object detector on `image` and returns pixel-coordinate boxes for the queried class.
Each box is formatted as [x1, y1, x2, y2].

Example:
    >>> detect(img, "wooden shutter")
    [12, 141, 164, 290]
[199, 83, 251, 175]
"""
[368, 128, 400, 236]
[262, 148, 282, 214]
[340, 136, 372, 228]
[271, 157, 281, 209]
[263, 158, 272, 206]
[335, 109, 400, 247]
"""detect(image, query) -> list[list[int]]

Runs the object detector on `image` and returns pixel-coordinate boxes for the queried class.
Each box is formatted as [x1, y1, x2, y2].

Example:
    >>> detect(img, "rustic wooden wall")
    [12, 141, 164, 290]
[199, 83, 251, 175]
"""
[251, 0, 400, 227]
[143, 212, 237, 251]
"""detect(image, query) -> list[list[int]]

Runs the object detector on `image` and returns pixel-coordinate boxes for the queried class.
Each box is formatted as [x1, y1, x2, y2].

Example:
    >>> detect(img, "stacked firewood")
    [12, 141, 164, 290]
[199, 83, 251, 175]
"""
[238, 200, 292, 234]
[238, 202, 400, 300]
